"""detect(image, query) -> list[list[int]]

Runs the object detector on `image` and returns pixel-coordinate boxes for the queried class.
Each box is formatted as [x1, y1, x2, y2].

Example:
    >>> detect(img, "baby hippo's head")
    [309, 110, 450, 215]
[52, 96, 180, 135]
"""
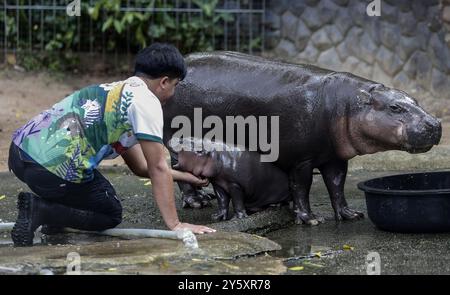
[169, 137, 223, 178]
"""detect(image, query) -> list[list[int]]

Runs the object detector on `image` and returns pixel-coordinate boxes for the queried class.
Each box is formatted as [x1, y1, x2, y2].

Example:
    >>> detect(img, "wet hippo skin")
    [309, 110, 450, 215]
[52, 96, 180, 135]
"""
[170, 138, 290, 221]
[163, 52, 442, 225]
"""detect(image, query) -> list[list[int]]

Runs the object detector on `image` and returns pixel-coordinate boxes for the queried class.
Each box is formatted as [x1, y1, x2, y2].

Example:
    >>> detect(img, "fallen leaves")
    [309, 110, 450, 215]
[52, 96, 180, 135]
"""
[139, 178, 152, 186]
[343, 244, 354, 251]
[0, 195, 6, 201]
[288, 266, 304, 271]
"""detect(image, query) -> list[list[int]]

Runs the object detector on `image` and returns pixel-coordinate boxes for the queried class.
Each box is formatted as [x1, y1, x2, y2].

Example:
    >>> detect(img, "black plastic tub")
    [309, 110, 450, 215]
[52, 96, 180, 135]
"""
[357, 171, 450, 233]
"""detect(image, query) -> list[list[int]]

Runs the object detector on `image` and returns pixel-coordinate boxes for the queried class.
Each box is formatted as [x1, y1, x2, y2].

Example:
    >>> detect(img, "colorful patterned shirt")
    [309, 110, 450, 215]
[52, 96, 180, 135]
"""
[12, 76, 164, 183]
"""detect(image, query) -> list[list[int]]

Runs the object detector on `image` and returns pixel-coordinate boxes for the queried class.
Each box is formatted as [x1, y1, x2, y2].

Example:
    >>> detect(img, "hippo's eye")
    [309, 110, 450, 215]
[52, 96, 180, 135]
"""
[389, 104, 405, 114]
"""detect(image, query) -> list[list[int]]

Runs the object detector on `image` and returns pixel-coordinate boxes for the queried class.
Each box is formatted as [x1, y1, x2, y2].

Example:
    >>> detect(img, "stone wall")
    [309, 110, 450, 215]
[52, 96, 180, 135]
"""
[265, 0, 450, 117]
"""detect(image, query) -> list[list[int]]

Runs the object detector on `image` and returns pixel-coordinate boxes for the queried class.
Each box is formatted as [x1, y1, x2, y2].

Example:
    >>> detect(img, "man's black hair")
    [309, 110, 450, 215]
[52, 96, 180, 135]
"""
[134, 43, 187, 80]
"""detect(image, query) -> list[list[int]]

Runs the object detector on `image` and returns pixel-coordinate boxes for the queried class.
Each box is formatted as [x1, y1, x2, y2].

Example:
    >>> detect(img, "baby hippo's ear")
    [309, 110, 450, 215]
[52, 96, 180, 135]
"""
[357, 89, 373, 105]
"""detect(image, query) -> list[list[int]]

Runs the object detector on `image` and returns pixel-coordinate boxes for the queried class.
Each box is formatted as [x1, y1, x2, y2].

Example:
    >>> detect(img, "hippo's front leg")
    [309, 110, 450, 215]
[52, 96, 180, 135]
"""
[290, 161, 323, 225]
[319, 159, 364, 221]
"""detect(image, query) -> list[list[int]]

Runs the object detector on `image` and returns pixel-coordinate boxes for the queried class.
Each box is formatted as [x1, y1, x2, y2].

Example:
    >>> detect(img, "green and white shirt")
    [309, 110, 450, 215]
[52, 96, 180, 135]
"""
[12, 76, 163, 183]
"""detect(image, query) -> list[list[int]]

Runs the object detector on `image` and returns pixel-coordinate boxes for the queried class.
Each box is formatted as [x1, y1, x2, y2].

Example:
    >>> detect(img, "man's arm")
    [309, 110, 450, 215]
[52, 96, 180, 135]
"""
[122, 144, 209, 186]
[138, 140, 216, 234]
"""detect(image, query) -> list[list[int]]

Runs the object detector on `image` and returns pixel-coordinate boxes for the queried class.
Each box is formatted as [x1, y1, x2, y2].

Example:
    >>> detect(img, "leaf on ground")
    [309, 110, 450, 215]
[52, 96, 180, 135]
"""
[343, 245, 354, 251]
[0, 195, 5, 201]
[314, 252, 322, 258]
[288, 266, 304, 271]
[144, 181, 152, 186]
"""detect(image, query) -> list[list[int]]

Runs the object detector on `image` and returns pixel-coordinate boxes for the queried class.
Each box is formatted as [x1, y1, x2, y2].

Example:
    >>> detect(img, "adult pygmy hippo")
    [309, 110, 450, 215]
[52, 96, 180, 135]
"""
[163, 52, 442, 225]
[169, 137, 290, 220]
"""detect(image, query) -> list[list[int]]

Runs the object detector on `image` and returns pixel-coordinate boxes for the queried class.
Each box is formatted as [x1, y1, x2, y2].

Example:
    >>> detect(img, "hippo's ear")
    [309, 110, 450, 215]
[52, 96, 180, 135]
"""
[357, 89, 373, 105]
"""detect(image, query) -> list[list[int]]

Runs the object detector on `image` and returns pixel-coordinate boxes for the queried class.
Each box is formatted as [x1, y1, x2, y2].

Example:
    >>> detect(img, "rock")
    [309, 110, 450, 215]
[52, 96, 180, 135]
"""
[428, 33, 450, 73]
[39, 269, 54, 275]
[265, 30, 281, 49]
[414, 51, 432, 90]
[311, 29, 333, 51]
[351, 0, 367, 27]
[399, 11, 417, 37]
[379, 22, 400, 50]
[0, 231, 286, 275]
[372, 63, 392, 86]
[381, 2, 398, 23]
[331, 0, 349, 6]
[335, 8, 353, 35]
[275, 39, 298, 58]
[355, 61, 373, 80]
[281, 11, 299, 42]
[365, 18, 380, 45]
[289, 1, 306, 17]
[295, 19, 311, 51]
[267, 0, 289, 15]
[296, 41, 319, 63]
[324, 25, 344, 44]
[378, 46, 403, 76]
[411, 1, 428, 21]
[342, 56, 360, 72]
[317, 4, 336, 25]
[317, 47, 342, 71]
[392, 71, 412, 91]
[431, 68, 450, 96]
[442, 6, 450, 23]
[395, 0, 412, 12]
[357, 33, 378, 65]
[305, 0, 320, 7]
[428, 16, 442, 33]
[415, 22, 432, 51]
[403, 52, 417, 79]
[345, 27, 363, 57]
[397, 35, 419, 61]
[336, 41, 349, 61]
[302, 6, 323, 30]
[265, 10, 281, 30]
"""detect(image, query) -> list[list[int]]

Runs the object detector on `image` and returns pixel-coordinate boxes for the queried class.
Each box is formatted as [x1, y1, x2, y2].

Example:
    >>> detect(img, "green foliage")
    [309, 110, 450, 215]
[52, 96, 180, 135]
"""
[4, 0, 261, 72]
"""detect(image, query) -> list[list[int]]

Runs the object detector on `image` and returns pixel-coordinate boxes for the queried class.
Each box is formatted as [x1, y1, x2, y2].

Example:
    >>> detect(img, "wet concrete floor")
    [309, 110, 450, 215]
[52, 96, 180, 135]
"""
[1, 168, 450, 274]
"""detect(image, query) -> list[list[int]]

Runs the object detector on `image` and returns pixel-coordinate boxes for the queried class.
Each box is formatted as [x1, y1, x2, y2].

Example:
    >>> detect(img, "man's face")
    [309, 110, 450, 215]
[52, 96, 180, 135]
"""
[159, 77, 180, 104]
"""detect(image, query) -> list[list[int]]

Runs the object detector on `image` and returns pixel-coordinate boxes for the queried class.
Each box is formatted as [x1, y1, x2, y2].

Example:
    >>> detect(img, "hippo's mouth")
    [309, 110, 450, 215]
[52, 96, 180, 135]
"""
[406, 145, 433, 154]
[403, 144, 434, 154]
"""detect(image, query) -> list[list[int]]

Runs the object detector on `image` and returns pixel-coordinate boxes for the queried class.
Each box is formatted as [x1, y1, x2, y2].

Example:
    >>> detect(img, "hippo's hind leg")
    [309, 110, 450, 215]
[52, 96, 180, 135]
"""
[319, 159, 364, 221]
[211, 185, 230, 221]
[289, 161, 324, 225]
[228, 183, 248, 219]
[169, 149, 212, 209]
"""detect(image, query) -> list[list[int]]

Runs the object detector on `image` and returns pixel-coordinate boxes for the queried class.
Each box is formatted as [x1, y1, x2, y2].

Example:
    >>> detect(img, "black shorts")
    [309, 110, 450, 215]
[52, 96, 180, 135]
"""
[8, 142, 122, 224]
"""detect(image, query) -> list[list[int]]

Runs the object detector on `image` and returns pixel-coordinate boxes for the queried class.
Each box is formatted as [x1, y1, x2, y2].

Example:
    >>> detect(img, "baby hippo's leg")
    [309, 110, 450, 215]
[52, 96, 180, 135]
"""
[228, 183, 248, 219]
[211, 185, 230, 221]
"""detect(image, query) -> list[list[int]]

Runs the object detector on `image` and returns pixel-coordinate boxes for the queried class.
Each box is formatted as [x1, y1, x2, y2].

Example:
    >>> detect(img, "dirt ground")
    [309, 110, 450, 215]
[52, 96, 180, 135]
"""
[1, 68, 449, 172]
[0, 70, 126, 171]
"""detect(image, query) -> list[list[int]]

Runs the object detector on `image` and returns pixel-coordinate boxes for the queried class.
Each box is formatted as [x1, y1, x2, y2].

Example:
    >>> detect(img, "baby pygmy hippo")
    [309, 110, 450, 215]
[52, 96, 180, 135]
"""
[169, 137, 290, 220]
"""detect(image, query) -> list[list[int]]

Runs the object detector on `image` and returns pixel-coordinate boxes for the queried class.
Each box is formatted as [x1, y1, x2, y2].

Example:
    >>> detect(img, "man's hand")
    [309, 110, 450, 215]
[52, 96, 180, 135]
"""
[172, 170, 209, 187]
[139, 140, 216, 233]
[173, 222, 216, 234]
